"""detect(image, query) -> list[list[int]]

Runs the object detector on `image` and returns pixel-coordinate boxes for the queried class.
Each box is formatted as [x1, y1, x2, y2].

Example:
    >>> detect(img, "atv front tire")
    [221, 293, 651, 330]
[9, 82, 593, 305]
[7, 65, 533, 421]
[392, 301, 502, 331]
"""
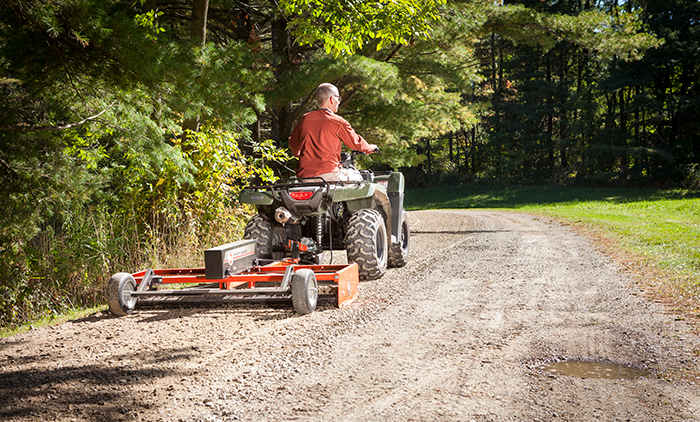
[345, 209, 388, 280]
[388, 210, 409, 268]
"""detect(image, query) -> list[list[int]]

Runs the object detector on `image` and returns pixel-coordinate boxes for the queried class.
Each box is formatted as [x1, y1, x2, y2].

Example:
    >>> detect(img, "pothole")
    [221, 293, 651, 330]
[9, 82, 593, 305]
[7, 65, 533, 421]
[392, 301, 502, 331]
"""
[540, 360, 650, 379]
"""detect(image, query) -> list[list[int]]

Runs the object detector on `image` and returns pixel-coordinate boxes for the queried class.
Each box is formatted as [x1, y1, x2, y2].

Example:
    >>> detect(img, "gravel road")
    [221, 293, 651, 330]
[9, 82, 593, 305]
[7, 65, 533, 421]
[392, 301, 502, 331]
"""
[1, 210, 699, 422]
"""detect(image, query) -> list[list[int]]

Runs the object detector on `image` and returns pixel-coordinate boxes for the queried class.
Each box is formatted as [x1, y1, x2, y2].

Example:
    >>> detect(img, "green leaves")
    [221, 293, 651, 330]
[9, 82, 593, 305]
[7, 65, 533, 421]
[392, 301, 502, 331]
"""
[62, 131, 108, 170]
[247, 139, 295, 183]
[485, 4, 661, 60]
[280, 0, 446, 57]
[134, 9, 165, 41]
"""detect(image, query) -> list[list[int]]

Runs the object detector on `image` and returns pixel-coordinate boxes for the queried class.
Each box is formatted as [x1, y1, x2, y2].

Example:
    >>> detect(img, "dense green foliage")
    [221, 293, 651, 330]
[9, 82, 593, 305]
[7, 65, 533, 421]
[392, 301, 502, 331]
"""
[0, 0, 679, 328]
[281, 0, 445, 56]
[412, 0, 698, 188]
[0, 0, 278, 326]
[406, 184, 700, 301]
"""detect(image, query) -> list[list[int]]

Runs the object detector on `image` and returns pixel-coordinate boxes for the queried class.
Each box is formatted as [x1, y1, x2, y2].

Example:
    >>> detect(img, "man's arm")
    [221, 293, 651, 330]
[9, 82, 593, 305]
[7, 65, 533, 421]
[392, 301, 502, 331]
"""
[337, 117, 376, 154]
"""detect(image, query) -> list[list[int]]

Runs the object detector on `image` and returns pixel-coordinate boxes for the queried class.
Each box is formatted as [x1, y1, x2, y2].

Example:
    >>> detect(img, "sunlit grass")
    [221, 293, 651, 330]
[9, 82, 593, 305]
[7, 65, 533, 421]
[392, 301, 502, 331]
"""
[406, 185, 700, 303]
[0, 304, 108, 339]
[520, 197, 700, 296]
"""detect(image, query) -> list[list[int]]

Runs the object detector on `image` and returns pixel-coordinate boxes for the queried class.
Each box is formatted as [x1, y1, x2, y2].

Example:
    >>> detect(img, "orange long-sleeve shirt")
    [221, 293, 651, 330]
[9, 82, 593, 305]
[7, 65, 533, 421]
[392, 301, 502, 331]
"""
[288, 108, 374, 178]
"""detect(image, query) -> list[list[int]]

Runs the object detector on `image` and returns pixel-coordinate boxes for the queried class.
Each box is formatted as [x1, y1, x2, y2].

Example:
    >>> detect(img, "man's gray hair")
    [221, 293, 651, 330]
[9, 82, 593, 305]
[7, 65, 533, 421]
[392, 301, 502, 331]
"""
[316, 83, 339, 104]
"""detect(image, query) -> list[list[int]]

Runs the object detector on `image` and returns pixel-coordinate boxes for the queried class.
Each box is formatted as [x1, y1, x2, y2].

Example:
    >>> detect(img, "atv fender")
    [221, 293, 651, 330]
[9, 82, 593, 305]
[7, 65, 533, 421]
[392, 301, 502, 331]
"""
[374, 172, 405, 245]
[239, 190, 274, 206]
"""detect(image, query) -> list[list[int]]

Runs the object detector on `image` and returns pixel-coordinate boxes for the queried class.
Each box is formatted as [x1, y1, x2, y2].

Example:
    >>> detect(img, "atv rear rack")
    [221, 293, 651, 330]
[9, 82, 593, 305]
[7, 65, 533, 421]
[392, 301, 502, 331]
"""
[246, 177, 366, 191]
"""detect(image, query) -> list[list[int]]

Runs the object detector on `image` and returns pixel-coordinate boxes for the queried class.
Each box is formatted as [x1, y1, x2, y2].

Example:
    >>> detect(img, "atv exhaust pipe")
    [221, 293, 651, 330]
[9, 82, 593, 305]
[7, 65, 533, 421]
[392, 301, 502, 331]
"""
[275, 207, 300, 224]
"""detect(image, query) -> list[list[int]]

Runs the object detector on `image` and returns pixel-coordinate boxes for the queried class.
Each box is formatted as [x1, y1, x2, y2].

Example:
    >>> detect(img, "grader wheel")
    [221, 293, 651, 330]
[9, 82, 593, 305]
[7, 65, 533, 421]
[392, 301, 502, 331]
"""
[107, 272, 138, 316]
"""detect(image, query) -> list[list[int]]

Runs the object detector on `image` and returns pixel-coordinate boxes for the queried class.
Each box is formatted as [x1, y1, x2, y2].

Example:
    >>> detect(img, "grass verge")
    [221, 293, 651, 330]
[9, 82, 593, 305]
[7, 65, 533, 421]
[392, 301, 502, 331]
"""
[406, 184, 700, 324]
[0, 305, 108, 339]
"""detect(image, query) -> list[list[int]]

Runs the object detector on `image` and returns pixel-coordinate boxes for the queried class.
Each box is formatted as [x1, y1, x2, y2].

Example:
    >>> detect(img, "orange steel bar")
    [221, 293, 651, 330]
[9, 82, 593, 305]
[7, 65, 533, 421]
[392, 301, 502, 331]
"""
[330, 263, 359, 307]
[129, 262, 359, 308]
[220, 281, 248, 290]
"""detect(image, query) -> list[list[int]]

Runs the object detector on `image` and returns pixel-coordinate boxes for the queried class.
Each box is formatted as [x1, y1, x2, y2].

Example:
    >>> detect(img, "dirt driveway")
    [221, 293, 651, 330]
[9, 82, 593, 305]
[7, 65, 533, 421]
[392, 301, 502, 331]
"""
[1, 210, 699, 421]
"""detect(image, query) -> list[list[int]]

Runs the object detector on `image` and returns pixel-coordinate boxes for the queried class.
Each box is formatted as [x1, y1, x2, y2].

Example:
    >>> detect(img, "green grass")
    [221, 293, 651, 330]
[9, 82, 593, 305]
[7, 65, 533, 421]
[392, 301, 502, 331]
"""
[0, 305, 108, 339]
[406, 185, 700, 303]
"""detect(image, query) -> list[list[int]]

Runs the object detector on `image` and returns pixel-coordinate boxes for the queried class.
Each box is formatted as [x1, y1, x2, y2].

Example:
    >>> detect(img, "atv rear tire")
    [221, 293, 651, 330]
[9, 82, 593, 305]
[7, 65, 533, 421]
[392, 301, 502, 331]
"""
[345, 209, 388, 280]
[388, 210, 409, 268]
[243, 214, 274, 259]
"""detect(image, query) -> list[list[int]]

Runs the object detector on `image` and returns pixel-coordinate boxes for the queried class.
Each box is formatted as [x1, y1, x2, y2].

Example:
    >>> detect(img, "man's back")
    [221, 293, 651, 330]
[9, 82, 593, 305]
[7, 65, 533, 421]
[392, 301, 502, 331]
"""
[289, 108, 373, 178]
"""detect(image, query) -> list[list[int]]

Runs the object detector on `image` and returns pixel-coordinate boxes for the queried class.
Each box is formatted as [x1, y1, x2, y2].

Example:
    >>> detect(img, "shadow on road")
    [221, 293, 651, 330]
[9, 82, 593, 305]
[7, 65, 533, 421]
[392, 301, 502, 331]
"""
[0, 349, 187, 421]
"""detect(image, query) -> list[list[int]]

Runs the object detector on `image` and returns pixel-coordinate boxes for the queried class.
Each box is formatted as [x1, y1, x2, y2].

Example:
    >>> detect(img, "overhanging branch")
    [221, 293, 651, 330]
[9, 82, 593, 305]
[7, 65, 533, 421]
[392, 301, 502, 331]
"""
[0, 102, 116, 132]
[485, 22, 578, 45]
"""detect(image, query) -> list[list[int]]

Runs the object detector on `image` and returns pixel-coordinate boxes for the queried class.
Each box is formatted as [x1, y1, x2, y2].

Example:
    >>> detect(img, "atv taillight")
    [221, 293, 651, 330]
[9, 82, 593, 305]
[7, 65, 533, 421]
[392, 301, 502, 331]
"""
[290, 191, 314, 201]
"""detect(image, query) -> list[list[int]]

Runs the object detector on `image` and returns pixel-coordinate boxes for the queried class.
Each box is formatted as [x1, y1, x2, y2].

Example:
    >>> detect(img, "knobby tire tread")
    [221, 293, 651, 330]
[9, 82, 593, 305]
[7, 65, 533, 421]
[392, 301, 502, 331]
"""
[243, 214, 274, 259]
[345, 209, 388, 280]
[388, 210, 409, 268]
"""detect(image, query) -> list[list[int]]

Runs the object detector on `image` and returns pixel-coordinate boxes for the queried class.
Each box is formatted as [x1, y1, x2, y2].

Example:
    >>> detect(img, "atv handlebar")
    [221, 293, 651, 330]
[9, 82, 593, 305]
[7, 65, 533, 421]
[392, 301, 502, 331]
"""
[351, 147, 379, 157]
[341, 148, 378, 171]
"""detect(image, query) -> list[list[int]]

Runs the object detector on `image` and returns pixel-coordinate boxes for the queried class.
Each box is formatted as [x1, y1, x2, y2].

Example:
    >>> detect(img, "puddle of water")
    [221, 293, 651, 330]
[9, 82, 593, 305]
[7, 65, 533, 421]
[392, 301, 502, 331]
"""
[541, 360, 650, 379]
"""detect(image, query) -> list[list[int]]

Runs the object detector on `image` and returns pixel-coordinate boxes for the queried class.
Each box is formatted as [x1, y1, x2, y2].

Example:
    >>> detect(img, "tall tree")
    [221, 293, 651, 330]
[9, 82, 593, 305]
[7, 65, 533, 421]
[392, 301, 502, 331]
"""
[182, 0, 210, 133]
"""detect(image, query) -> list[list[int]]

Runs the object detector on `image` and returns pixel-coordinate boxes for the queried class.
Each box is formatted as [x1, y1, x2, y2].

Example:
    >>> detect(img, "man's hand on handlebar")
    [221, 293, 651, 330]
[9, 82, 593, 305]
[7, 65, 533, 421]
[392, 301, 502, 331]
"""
[351, 146, 379, 158]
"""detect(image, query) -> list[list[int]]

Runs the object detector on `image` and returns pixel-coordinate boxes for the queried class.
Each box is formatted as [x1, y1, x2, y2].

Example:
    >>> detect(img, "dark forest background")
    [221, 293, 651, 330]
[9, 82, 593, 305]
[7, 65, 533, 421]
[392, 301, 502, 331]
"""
[0, 0, 696, 327]
[414, 0, 699, 188]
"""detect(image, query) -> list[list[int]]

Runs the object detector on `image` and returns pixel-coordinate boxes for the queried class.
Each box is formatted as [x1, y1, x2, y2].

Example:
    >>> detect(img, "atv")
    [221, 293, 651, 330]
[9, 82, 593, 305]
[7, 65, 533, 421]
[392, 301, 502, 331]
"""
[239, 151, 409, 280]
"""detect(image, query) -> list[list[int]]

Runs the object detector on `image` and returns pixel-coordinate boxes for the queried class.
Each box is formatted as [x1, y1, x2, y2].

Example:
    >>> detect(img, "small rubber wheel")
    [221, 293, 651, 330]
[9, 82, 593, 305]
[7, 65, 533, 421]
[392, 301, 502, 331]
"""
[291, 269, 318, 315]
[388, 210, 410, 268]
[107, 273, 138, 316]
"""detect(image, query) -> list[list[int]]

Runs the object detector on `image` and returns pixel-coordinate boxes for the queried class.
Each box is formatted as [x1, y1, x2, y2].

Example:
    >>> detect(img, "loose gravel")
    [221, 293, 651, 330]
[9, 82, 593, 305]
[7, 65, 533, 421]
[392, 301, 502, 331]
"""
[1, 210, 699, 421]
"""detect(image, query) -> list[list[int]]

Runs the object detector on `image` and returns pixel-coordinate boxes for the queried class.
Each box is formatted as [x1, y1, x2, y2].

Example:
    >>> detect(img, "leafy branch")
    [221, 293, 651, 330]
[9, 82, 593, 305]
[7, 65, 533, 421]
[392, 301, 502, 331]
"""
[0, 102, 116, 132]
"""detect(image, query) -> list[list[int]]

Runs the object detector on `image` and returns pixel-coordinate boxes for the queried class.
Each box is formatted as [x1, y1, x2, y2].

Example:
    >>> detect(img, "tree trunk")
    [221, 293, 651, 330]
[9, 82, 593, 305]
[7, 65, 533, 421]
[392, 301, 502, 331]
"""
[559, 49, 568, 170]
[269, 8, 294, 143]
[546, 55, 554, 171]
[620, 88, 629, 173]
[471, 126, 477, 173]
[144, 0, 157, 13]
[634, 85, 640, 145]
[183, 0, 209, 134]
[191, 0, 209, 45]
[426, 139, 432, 173]
[449, 134, 453, 164]
[491, 33, 498, 111]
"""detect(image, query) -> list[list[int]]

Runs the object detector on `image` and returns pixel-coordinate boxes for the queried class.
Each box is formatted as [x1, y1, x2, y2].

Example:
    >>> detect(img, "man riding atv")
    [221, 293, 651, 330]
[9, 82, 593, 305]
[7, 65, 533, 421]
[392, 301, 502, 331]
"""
[289, 83, 378, 181]
[240, 83, 409, 281]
